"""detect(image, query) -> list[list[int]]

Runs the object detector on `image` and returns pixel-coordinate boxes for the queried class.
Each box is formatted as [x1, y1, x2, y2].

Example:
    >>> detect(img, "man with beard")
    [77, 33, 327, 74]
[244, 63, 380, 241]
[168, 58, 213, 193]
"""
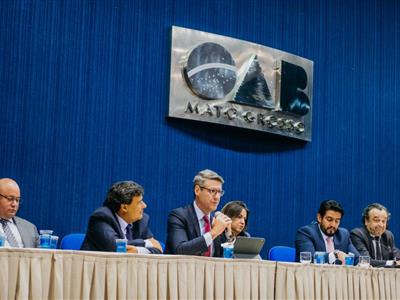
[351, 203, 400, 267]
[295, 200, 360, 264]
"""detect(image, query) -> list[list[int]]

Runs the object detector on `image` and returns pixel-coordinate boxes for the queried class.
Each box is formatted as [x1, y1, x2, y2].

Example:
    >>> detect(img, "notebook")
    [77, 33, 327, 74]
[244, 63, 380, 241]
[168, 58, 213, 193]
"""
[233, 236, 265, 259]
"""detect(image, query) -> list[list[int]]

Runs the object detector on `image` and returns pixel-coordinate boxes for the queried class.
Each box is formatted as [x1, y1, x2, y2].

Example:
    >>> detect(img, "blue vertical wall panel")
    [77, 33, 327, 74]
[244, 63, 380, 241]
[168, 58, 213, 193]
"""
[0, 0, 399, 257]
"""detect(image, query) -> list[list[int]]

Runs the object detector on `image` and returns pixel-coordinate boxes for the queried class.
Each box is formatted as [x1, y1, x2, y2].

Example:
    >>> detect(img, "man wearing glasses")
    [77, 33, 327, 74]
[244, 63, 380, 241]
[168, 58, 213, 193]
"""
[165, 169, 231, 256]
[0, 178, 39, 248]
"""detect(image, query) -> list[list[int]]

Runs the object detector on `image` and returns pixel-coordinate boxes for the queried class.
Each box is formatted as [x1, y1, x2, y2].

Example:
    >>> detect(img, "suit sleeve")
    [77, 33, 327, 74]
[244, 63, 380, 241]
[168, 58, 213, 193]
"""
[391, 239, 400, 259]
[350, 229, 384, 267]
[385, 231, 400, 262]
[136, 215, 161, 254]
[347, 235, 361, 260]
[295, 227, 316, 260]
[166, 210, 208, 255]
[32, 224, 39, 248]
[85, 215, 122, 251]
[142, 215, 154, 239]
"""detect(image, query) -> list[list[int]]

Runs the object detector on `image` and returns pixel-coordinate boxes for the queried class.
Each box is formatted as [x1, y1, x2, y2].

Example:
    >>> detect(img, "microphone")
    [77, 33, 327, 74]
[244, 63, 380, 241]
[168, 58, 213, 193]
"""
[214, 211, 234, 242]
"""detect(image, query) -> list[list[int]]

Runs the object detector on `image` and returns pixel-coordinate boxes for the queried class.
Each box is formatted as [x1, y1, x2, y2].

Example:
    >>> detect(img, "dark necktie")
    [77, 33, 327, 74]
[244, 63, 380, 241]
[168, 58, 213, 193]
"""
[0, 219, 19, 247]
[203, 215, 211, 257]
[125, 224, 133, 241]
[374, 236, 382, 260]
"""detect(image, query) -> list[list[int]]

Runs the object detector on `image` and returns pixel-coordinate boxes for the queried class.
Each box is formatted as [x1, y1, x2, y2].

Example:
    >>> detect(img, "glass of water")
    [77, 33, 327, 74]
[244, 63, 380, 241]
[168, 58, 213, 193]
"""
[39, 230, 53, 248]
[345, 253, 355, 266]
[314, 251, 326, 264]
[358, 256, 370, 268]
[300, 251, 312, 264]
[115, 239, 127, 253]
[222, 242, 234, 258]
[0, 232, 5, 247]
[50, 235, 59, 249]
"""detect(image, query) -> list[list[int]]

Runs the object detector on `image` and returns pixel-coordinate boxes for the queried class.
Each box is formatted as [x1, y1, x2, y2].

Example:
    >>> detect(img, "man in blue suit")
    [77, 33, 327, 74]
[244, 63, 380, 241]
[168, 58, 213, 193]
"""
[81, 181, 162, 254]
[165, 169, 232, 257]
[295, 200, 360, 264]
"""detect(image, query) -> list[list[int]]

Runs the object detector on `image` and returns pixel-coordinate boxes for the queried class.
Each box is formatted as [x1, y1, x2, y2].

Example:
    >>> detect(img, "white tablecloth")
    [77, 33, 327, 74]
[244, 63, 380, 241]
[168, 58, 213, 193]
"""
[2, 248, 400, 299]
[0, 248, 276, 299]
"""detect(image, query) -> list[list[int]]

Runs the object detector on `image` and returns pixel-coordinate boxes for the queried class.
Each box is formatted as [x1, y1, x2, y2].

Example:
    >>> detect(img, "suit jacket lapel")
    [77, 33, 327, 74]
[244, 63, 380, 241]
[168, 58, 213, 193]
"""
[333, 235, 341, 250]
[110, 211, 125, 239]
[361, 227, 375, 256]
[13, 217, 26, 247]
[314, 224, 327, 251]
[381, 232, 392, 258]
[188, 204, 201, 237]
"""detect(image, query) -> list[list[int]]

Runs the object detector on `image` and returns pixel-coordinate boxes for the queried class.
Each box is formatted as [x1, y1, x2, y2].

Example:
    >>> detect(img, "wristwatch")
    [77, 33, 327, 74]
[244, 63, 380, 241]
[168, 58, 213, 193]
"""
[333, 250, 340, 259]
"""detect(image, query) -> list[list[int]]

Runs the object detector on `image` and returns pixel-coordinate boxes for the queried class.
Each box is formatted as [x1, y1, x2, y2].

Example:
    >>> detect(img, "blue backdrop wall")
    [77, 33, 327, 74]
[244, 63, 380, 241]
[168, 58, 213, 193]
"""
[1, 0, 399, 258]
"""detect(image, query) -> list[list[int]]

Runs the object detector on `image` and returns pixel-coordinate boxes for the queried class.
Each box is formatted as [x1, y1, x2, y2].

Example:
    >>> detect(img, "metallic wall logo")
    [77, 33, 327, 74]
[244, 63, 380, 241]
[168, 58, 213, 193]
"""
[183, 42, 237, 100]
[169, 26, 314, 141]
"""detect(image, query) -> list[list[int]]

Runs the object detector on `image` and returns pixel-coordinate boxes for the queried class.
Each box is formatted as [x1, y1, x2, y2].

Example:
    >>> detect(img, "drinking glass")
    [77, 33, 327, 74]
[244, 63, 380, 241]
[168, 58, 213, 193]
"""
[50, 235, 59, 249]
[115, 239, 127, 253]
[314, 251, 326, 264]
[345, 253, 355, 266]
[39, 230, 53, 248]
[300, 252, 312, 264]
[222, 242, 234, 258]
[358, 256, 370, 268]
[0, 232, 5, 247]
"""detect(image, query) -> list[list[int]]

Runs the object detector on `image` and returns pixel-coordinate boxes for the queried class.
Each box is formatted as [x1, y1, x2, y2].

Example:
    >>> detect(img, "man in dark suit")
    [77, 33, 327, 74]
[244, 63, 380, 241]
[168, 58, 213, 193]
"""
[295, 200, 360, 264]
[0, 178, 39, 248]
[351, 203, 400, 267]
[81, 181, 162, 254]
[165, 169, 232, 257]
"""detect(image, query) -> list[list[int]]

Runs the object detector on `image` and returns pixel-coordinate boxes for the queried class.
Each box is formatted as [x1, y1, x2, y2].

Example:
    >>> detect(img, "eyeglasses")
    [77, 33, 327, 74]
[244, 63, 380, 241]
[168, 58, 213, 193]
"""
[0, 193, 22, 204]
[199, 186, 225, 197]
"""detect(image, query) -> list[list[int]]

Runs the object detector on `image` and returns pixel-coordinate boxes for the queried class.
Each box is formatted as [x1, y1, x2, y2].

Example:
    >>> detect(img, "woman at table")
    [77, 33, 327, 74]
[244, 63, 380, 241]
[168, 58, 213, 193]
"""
[220, 201, 250, 242]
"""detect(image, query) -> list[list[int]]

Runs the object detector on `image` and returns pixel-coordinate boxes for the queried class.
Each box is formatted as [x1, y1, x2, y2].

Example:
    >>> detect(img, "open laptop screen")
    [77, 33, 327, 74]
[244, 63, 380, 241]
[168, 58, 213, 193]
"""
[233, 236, 265, 259]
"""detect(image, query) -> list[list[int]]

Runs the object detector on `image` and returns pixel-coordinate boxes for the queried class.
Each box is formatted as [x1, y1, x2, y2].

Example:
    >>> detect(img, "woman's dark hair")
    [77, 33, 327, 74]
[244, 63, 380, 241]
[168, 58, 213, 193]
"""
[103, 181, 144, 212]
[318, 200, 344, 218]
[221, 200, 250, 232]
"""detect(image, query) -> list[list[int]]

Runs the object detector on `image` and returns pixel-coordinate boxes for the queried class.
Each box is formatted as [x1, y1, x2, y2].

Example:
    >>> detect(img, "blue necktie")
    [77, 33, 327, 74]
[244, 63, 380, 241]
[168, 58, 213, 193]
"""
[0, 219, 19, 247]
[125, 224, 133, 241]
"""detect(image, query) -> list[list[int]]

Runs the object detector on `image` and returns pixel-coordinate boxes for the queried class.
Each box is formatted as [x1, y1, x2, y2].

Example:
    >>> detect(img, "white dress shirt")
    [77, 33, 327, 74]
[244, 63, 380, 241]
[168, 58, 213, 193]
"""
[0, 218, 24, 248]
[116, 214, 151, 254]
[319, 226, 336, 264]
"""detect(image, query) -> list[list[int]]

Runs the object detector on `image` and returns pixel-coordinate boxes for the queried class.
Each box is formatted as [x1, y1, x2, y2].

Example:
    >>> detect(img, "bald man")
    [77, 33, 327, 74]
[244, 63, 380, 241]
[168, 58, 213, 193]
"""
[0, 178, 39, 248]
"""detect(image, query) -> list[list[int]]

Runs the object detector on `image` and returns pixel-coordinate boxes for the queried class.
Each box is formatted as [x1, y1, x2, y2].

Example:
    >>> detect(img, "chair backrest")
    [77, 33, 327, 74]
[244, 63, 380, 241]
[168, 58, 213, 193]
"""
[60, 233, 86, 250]
[159, 241, 165, 252]
[268, 246, 296, 262]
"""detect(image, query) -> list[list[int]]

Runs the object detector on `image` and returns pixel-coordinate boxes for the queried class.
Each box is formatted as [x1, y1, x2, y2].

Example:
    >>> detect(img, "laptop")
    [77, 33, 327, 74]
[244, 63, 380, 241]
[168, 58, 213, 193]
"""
[233, 236, 265, 259]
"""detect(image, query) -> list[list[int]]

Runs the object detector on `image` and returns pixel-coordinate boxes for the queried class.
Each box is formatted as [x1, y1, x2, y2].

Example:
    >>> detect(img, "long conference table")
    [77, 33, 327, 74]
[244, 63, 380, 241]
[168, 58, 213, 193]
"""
[1, 248, 399, 299]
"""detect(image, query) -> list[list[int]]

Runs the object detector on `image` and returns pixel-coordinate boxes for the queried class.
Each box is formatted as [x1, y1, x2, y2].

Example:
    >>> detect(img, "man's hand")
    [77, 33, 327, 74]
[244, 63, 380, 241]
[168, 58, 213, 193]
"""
[335, 250, 346, 264]
[147, 238, 163, 253]
[210, 213, 232, 239]
[127, 245, 138, 253]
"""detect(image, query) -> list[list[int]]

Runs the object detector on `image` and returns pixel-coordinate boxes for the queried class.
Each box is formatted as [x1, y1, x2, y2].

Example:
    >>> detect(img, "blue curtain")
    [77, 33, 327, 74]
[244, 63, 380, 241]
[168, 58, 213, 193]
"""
[1, 0, 399, 258]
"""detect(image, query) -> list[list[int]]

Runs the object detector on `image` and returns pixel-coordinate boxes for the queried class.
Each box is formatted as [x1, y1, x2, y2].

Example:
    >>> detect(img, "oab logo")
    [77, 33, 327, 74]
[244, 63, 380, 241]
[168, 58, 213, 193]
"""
[169, 26, 313, 141]
[183, 43, 237, 100]
[183, 42, 310, 116]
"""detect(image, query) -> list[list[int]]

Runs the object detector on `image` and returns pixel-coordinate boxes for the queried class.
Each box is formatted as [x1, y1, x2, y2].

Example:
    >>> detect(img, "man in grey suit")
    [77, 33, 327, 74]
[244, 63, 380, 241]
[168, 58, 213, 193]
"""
[0, 178, 39, 248]
[165, 169, 231, 257]
[351, 203, 400, 267]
